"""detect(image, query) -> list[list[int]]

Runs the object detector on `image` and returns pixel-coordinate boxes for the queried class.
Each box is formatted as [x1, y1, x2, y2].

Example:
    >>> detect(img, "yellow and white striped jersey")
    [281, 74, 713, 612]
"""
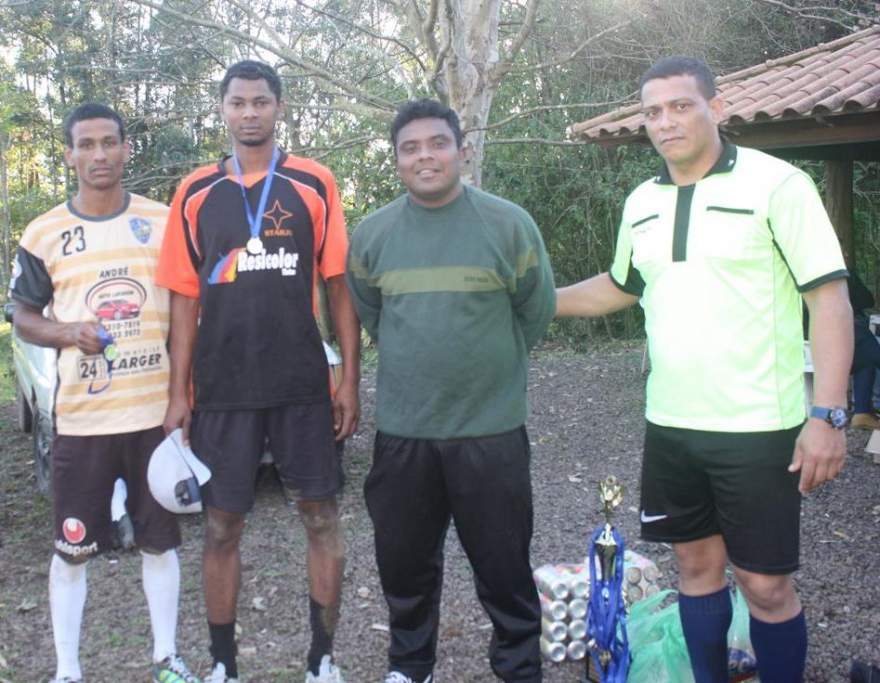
[10, 193, 170, 436]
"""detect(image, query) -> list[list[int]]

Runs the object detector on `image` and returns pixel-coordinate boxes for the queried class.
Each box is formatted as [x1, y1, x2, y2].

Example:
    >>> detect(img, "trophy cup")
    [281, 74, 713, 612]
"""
[583, 476, 630, 683]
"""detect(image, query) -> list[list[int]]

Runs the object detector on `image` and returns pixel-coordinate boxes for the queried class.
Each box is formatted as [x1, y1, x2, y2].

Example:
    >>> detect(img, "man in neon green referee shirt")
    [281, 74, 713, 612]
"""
[556, 57, 853, 683]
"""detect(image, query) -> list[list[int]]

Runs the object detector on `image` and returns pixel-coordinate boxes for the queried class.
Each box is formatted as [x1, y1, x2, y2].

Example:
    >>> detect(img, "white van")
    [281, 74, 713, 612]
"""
[4, 302, 56, 494]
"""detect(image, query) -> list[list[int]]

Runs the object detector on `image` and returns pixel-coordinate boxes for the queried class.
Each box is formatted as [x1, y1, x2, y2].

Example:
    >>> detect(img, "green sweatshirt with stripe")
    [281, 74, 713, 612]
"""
[347, 185, 556, 439]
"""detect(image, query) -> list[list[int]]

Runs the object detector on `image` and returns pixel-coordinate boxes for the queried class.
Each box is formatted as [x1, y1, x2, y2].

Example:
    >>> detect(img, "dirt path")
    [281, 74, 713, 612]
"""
[1, 345, 878, 682]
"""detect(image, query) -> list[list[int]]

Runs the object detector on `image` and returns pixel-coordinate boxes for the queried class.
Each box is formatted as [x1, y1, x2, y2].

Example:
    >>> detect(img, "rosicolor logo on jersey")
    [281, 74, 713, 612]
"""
[208, 246, 300, 285]
[62, 517, 87, 544]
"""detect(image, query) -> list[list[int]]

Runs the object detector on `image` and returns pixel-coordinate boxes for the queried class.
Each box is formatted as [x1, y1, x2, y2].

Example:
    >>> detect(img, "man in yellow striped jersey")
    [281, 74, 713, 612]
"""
[9, 103, 199, 683]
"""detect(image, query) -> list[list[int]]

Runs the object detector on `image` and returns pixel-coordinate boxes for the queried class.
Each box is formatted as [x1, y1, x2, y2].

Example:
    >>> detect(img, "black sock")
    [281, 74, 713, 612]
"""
[307, 597, 338, 675]
[209, 621, 238, 678]
[678, 588, 733, 683]
[751, 610, 807, 683]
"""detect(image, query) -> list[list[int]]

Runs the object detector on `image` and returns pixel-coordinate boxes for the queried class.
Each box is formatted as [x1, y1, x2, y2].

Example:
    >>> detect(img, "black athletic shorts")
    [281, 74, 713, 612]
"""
[191, 401, 342, 513]
[52, 426, 181, 561]
[639, 421, 802, 575]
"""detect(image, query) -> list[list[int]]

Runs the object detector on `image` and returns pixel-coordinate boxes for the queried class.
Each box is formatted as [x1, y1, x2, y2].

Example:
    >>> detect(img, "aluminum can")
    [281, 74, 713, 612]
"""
[541, 617, 568, 642]
[625, 566, 642, 585]
[626, 583, 643, 603]
[568, 619, 587, 641]
[534, 565, 570, 601]
[540, 594, 568, 621]
[540, 636, 566, 663]
[568, 597, 588, 620]
[567, 638, 587, 661]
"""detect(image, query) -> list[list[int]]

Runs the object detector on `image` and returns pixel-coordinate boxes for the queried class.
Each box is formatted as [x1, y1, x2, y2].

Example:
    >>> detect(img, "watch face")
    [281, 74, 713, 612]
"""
[829, 408, 849, 429]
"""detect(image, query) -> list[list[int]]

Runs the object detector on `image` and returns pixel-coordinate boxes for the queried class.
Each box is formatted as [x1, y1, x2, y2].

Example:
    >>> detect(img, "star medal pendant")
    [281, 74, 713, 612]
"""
[247, 237, 263, 255]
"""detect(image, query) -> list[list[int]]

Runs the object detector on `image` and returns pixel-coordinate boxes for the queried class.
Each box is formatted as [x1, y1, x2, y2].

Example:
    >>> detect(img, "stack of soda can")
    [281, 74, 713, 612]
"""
[533, 550, 662, 664]
[620, 548, 662, 603]
[534, 563, 590, 663]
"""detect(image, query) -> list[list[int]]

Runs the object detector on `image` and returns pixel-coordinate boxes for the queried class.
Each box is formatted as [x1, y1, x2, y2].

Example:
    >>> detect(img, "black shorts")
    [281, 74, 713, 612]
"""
[191, 402, 342, 513]
[639, 421, 802, 575]
[52, 426, 181, 561]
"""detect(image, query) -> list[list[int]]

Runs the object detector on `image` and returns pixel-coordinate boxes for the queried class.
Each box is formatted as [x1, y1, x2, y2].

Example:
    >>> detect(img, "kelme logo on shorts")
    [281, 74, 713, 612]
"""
[62, 517, 87, 544]
[208, 246, 300, 285]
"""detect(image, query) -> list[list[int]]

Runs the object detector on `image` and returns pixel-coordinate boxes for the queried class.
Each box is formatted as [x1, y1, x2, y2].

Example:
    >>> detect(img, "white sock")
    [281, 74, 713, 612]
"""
[141, 549, 180, 663]
[49, 554, 87, 681]
[110, 478, 128, 522]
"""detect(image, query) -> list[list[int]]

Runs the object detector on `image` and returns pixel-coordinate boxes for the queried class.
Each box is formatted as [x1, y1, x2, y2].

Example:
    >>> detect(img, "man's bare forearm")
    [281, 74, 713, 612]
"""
[326, 275, 360, 387]
[14, 302, 79, 348]
[555, 272, 639, 318]
[13, 301, 103, 355]
[167, 292, 199, 402]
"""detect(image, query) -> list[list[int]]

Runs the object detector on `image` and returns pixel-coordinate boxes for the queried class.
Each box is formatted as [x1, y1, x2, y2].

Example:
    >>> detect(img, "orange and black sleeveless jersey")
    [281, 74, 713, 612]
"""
[156, 151, 348, 410]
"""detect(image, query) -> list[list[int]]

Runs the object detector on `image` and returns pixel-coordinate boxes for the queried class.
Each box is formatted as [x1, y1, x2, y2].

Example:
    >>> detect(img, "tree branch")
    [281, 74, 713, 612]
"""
[509, 20, 630, 74]
[501, 0, 540, 69]
[471, 99, 631, 132]
[754, 0, 872, 28]
[485, 137, 599, 146]
[291, 0, 426, 73]
[129, 0, 395, 112]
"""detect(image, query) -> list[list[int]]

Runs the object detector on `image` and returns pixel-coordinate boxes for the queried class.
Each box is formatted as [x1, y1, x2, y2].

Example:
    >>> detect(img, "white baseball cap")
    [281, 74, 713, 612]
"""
[147, 429, 211, 514]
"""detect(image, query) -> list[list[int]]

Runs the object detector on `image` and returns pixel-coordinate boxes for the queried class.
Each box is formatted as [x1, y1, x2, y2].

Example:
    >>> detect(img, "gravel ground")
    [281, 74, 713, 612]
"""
[1, 343, 879, 682]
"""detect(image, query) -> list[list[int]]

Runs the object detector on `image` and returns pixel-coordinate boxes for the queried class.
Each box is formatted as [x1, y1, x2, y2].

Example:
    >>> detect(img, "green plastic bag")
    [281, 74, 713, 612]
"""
[627, 590, 695, 683]
[727, 586, 758, 677]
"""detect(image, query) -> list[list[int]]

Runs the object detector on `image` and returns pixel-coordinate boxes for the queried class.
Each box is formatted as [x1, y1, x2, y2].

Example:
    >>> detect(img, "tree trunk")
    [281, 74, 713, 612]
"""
[439, 0, 502, 187]
[0, 133, 12, 292]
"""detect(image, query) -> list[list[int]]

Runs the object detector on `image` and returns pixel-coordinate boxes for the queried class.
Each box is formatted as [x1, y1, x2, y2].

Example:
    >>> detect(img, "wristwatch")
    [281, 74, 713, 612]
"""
[809, 406, 849, 430]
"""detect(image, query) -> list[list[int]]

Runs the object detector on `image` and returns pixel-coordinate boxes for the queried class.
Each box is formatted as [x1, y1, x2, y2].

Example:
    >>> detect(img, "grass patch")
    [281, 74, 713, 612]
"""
[0, 321, 14, 403]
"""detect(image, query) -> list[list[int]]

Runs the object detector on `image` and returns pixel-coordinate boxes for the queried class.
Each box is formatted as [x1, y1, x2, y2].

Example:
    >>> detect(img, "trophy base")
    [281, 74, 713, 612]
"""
[584, 657, 602, 683]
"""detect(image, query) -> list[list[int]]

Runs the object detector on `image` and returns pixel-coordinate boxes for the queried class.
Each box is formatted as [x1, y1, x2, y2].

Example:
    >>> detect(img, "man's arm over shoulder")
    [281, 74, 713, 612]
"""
[556, 273, 639, 318]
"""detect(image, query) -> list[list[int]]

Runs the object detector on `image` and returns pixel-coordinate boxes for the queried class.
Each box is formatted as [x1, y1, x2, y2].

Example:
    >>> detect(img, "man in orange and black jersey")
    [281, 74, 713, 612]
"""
[157, 60, 360, 683]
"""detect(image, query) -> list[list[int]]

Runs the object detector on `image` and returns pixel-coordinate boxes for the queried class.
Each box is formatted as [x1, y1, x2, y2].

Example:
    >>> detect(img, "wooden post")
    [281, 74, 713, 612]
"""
[824, 160, 854, 267]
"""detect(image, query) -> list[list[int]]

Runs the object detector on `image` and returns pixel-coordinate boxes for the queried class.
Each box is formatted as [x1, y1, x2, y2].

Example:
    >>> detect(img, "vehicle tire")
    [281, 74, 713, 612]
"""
[16, 385, 33, 433]
[32, 411, 53, 496]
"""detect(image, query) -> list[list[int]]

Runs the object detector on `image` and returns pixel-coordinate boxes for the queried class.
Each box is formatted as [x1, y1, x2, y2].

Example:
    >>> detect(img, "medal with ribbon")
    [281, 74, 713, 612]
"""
[232, 146, 280, 255]
[88, 324, 117, 395]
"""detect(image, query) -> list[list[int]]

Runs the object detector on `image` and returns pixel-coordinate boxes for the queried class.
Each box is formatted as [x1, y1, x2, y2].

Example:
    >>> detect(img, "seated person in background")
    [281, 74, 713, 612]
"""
[848, 272, 880, 430]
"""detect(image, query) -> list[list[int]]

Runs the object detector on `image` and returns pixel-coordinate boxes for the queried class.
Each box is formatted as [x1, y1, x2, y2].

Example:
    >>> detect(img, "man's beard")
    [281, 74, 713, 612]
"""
[238, 135, 273, 147]
[235, 127, 275, 148]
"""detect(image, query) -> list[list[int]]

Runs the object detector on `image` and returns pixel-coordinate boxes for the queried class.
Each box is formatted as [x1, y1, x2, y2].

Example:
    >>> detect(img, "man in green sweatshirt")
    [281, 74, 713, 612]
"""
[347, 99, 556, 683]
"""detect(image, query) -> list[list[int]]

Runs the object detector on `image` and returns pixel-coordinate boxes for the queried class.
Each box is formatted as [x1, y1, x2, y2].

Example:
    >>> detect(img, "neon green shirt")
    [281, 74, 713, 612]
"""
[610, 144, 847, 432]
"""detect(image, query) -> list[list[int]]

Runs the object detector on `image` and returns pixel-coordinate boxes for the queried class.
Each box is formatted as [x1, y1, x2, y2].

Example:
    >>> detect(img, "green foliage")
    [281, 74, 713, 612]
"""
[0, 322, 13, 403]
[1, 0, 875, 344]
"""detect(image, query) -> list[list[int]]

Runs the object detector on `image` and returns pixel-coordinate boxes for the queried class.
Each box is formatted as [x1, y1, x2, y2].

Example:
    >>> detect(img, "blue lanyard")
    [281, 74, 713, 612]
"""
[231, 146, 279, 244]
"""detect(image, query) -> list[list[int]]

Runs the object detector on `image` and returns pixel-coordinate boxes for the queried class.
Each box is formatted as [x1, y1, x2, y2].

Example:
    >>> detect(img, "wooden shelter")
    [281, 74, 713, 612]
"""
[567, 25, 880, 265]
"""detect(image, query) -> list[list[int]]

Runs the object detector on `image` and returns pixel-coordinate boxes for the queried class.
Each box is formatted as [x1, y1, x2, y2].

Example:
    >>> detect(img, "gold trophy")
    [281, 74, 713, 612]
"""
[595, 476, 624, 582]
[585, 476, 629, 682]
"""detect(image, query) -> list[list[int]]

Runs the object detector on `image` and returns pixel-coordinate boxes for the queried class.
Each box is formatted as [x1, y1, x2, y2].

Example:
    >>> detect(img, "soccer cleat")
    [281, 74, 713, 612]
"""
[204, 662, 239, 683]
[152, 654, 201, 683]
[383, 673, 433, 683]
[305, 654, 346, 682]
[50, 678, 82, 683]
